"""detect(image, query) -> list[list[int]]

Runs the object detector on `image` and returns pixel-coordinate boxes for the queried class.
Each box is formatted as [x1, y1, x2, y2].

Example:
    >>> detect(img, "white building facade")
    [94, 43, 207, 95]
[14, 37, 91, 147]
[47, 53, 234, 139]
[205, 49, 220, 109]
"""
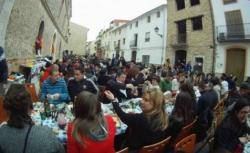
[211, 0, 250, 81]
[100, 4, 167, 66]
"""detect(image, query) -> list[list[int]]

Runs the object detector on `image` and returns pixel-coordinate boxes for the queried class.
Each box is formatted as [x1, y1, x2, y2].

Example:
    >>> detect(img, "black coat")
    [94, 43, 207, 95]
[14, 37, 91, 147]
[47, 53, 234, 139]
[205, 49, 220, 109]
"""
[106, 79, 134, 101]
[67, 78, 98, 101]
[112, 102, 166, 150]
[214, 114, 250, 152]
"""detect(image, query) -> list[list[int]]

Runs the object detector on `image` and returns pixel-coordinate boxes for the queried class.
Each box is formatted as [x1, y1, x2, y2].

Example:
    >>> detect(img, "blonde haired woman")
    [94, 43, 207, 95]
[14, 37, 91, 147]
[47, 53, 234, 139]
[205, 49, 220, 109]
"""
[105, 88, 168, 152]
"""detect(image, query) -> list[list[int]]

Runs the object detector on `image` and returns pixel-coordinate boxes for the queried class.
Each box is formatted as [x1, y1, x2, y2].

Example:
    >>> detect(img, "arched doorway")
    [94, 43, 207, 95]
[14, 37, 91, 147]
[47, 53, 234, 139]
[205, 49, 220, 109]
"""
[226, 48, 245, 82]
[35, 21, 44, 55]
[175, 50, 187, 66]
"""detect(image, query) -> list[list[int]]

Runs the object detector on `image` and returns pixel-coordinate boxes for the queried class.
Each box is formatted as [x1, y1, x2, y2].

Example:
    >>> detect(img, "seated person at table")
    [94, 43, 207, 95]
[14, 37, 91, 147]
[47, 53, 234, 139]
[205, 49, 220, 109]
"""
[106, 70, 136, 101]
[0, 84, 65, 153]
[167, 92, 196, 141]
[67, 91, 116, 153]
[68, 66, 98, 101]
[105, 88, 168, 152]
[213, 98, 250, 153]
[40, 69, 70, 104]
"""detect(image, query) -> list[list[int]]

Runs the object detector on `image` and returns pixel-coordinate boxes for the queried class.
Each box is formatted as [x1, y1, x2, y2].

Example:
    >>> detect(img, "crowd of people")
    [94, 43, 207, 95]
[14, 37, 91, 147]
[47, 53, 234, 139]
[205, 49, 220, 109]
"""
[0, 53, 250, 153]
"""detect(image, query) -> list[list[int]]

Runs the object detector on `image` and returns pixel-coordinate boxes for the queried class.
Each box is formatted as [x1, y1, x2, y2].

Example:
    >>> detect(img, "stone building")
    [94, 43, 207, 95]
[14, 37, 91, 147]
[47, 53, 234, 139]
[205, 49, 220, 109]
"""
[67, 22, 88, 55]
[166, 0, 214, 73]
[0, 0, 72, 61]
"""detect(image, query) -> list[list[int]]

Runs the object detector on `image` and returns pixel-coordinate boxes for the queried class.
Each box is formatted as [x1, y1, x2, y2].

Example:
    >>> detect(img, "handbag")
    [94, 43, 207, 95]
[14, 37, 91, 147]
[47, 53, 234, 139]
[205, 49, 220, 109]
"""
[22, 124, 33, 153]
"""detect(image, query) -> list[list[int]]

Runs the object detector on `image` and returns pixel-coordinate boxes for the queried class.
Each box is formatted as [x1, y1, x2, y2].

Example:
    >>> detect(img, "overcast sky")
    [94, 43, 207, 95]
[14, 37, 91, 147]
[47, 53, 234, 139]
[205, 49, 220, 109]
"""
[71, 0, 166, 41]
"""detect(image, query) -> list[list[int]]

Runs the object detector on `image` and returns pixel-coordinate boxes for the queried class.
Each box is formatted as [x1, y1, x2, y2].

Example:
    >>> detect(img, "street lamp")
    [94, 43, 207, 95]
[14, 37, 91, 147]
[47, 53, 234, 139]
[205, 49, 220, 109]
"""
[154, 26, 163, 38]
[154, 26, 164, 65]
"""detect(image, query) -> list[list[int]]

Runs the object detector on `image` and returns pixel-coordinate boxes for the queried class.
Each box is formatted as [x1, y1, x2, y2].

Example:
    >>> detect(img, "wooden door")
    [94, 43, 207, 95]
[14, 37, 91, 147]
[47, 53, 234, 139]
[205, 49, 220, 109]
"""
[226, 48, 245, 82]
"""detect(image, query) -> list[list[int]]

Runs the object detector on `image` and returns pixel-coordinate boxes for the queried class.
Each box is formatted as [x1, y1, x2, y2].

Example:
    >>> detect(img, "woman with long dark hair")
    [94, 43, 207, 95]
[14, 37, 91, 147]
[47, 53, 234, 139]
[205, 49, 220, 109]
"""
[214, 98, 250, 153]
[0, 84, 64, 153]
[167, 92, 196, 141]
[67, 91, 116, 153]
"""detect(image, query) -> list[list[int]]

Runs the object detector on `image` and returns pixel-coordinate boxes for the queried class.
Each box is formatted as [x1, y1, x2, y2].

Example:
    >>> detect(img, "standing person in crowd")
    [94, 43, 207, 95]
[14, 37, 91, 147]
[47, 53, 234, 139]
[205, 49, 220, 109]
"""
[172, 75, 180, 92]
[68, 66, 98, 101]
[184, 61, 192, 74]
[0, 84, 65, 153]
[117, 56, 126, 67]
[165, 58, 172, 72]
[214, 98, 250, 153]
[105, 88, 168, 152]
[221, 74, 229, 97]
[195, 82, 218, 142]
[159, 71, 172, 93]
[212, 77, 222, 100]
[0, 46, 8, 83]
[40, 69, 70, 104]
[67, 91, 116, 153]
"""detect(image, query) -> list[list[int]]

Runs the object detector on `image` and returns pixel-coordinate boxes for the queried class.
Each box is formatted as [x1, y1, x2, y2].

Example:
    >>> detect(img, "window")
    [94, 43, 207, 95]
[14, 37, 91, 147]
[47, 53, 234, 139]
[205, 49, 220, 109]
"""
[176, 0, 185, 10]
[135, 21, 138, 27]
[147, 16, 151, 23]
[223, 0, 237, 4]
[123, 38, 125, 45]
[157, 11, 160, 18]
[176, 20, 187, 43]
[191, 16, 203, 30]
[190, 0, 200, 6]
[145, 32, 150, 42]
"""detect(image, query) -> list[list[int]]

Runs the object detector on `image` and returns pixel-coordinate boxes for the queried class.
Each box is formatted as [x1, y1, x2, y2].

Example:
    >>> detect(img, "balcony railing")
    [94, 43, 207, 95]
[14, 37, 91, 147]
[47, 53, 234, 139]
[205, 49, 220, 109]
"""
[177, 33, 186, 43]
[171, 33, 187, 47]
[217, 23, 250, 42]
[130, 40, 137, 48]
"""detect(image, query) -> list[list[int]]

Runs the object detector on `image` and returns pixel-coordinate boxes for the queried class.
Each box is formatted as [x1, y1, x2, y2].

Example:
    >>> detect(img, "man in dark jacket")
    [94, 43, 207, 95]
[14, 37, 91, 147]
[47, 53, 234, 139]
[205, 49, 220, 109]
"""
[195, 82, 218, 142]
[67, 66, 98, 101]
[0, 46, 8, 83]
[106, 70, 136, 101]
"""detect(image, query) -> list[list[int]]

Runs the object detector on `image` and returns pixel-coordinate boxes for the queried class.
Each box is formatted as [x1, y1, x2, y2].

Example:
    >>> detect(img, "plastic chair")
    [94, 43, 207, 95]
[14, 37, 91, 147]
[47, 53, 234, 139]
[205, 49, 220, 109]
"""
[138, 136, 171, 153]
[175, 134, 196, 153]
[0, 96, 8, 123]
[25, 83, 38, 102]
[172, 118, 197, 146]
[116, 147, 129, 153]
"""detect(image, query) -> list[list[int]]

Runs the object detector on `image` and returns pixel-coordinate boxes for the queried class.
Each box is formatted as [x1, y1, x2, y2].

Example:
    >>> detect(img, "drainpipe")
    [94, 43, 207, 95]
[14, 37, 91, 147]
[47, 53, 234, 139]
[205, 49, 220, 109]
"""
[208, 0, 216, 74]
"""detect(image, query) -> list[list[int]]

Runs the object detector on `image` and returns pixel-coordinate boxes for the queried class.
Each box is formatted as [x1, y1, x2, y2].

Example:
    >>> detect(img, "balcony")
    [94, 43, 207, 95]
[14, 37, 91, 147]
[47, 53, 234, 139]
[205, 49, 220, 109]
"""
[171, 33, 187, 48]
[217, 23, 250, 42]
[130, 40, 138, 48]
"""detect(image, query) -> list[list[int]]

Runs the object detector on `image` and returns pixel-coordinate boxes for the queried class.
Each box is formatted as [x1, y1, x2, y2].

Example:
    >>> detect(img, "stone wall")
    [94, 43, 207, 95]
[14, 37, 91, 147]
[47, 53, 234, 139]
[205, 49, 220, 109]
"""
[2, 0, 71, 61]
[166, 0, 214, 73]
[67, 22, 88, 55]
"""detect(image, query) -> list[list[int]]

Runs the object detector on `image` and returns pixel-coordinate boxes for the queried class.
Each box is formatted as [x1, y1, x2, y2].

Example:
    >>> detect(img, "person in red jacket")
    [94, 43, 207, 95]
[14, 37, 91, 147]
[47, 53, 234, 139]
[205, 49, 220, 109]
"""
[67, 91, 116, 153]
